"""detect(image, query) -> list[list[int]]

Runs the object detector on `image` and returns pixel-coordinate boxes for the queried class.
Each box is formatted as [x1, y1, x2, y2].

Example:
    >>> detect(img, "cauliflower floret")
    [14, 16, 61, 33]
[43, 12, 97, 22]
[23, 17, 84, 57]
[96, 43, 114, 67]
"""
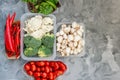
[41, 24, 53, 32]
[30, 29, 46, 39]
[42, 17, 53, 25]
[25, 15, 42, 32]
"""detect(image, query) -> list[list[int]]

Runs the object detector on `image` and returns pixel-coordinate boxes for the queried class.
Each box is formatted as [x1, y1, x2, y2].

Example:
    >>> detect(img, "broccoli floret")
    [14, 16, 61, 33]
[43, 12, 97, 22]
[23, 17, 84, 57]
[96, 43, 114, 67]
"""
[24, 47, 38, 57]
[41, 33, 54, 48]
[38, 46, 52, 57]
[24, 36, 41, 48]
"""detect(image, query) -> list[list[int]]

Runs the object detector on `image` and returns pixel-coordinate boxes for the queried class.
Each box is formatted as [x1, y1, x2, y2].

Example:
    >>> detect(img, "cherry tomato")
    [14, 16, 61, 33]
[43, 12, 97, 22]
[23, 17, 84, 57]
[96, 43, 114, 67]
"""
[41, 67, 45, 72]
[41, 72, 47, 78]
[49, 67, 53, 72]
[35, 77, 40, 80]
[24, 64, 30, 71]
[45, 61, 49, 66]
[50, 62, 55, 67]
[54, 62, 59, 70]
[30, 61, 35, 65]
[31, 64, 36, 72]
[45, 66, 50, 73]
[56, 70, 64, 76]
[48, 72, 54, 80]
[36, 67, 41, 72]
[57, 61, 67, 71]
[33, 72, 41, 78]
[27, 70, 33, 76]
[41, 78, 47, 80]
[36, 61, 45, 67]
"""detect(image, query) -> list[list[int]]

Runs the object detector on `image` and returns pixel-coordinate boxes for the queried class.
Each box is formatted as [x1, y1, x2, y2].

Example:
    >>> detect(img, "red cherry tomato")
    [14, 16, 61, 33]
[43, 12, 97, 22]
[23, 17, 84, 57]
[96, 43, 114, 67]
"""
[31, 64, 36, 72]
[41, 67, 45, 72]
[54, 62, 59, 70]
[41, 78, 47, 80]
[48, 72, 54, 80]
[41, 72, 47, 78]
[24, 64, 30, 71]
[35, 77, 40, 80]
[56, 70, 64, 76]
[45, 66, 50, 73]
[50, 62, 55, 67]
[27, 70, 33, 76]
[45, 61, 49, 66]
[57, 61, 67, 71]
[30, 61, 35, 65]
[33, 72, 41, 78]
[36, 67, 41, 72]
[49, 67, 53, 72]
[36, 61, 45, 67]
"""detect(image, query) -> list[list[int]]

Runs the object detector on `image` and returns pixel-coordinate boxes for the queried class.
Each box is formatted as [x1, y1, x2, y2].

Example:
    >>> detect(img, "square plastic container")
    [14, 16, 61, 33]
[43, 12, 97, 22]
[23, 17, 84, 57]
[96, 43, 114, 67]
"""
[55, 22, 86, 57]
[20, 13, 56, 61]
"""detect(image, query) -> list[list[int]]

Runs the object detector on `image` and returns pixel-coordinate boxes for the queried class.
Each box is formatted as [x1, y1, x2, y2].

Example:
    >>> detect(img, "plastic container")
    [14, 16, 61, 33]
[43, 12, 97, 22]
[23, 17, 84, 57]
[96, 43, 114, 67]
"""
[55, 22, 86, 57]
[25, 1, 61, 14]
[22, 60, 67, 80]
[20, 13, 56, 61]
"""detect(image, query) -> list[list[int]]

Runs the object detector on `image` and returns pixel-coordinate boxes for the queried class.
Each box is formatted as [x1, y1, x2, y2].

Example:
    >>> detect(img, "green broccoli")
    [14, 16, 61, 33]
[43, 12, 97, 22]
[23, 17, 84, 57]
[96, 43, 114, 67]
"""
[24, 36, 41, 48]
[24, 47, 38, 57]
[41, 33, 54, 48]
[38, 46, 52, 57]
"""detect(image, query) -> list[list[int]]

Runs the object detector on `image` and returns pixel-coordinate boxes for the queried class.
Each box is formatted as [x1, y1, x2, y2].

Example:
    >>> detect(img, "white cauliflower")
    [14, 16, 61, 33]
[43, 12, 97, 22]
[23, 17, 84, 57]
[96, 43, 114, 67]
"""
[42, 17, 53, 25]
[25, 15, 43, 33]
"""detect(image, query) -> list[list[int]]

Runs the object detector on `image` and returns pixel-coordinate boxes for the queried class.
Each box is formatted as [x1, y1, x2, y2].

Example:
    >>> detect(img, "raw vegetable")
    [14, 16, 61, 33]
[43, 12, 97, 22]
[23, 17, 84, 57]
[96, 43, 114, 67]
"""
[38, 46, 52, 57]
[24, 36, 41, 48]
[23, 15, 54, 57]
[41, 33, 54, 48]
[24, 61, 67, 80]
[22, 0, 60, 15]
[39, 2, 53, 15]
[56, 22, 85, 56]
[24, 15, 53, 39]
[24, 47, 38, 57]
[4, 12, 20, 59]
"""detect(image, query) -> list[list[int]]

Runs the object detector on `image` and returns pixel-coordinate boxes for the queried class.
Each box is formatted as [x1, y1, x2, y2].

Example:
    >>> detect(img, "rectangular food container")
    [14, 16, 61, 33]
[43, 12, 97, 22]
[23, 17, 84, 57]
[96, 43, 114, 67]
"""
[20, 13, 56, 61]
[55, 22, 86, 57]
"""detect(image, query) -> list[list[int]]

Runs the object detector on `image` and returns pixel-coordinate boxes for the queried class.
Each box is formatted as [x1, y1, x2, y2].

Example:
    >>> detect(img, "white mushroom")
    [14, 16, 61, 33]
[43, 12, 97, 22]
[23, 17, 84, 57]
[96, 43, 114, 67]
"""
[73, 49, 78, 55]
[74, 41, 78, 47]
[57, 36, 63, 43]
[77, 29, 83, 37]
[70, 28, 75, 33]
[66, 47, 71, 53]
[63, 26, 71, 34]
[57, 43, 61, 48]
[61, 24, 67, 30]
[56, 32, 60, 36]
[72, 22, 78, 28]
[63, 34, 68, 39]
[68, 41, 74, 48]
[74, 35, 81, 41]
[59, 30, 64, 36]
[70, 50, 74, 54]
[61, 52, 65, 56]
[68, 35, 74, 41]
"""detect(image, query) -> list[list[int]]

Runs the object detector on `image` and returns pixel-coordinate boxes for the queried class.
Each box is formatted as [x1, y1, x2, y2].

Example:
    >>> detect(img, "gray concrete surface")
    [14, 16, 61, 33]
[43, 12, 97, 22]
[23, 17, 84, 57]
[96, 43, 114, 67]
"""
[0, 0, 120, 80]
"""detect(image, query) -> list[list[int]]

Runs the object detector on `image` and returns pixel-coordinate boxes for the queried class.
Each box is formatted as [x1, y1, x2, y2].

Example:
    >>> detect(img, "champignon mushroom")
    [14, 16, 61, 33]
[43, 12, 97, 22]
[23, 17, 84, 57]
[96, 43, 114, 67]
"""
[57, 36, 63, 43]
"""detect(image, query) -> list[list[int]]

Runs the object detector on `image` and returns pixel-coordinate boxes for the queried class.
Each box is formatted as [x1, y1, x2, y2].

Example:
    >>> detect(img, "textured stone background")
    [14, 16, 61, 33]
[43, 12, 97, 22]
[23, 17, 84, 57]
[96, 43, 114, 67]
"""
[0, 0, 120, 80]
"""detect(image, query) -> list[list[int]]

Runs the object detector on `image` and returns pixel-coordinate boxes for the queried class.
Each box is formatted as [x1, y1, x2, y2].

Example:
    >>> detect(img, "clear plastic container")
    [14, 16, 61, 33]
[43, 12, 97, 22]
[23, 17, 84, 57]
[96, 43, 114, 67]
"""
[20, 13, 56, 61]
[22, 60, 67, 80]
[55, 22, 86, 57]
